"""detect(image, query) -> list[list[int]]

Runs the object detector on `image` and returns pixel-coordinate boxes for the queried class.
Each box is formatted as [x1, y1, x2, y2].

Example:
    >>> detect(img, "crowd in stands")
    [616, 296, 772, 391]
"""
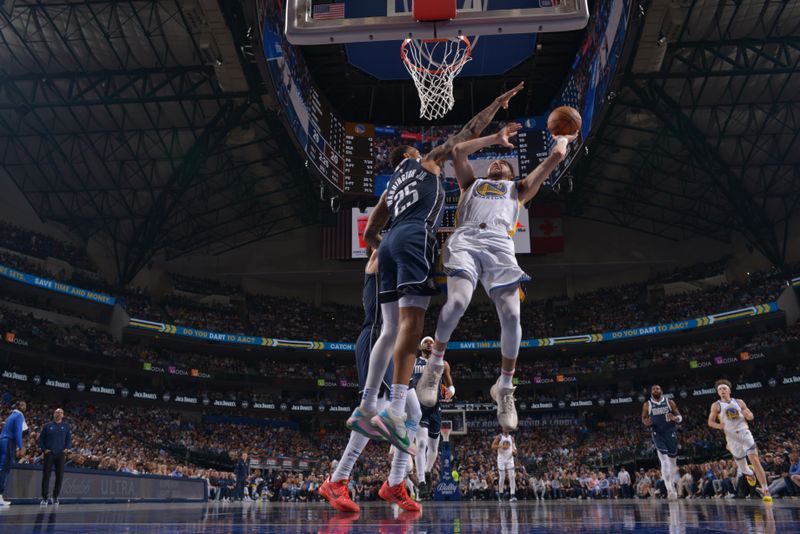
[0, 220, 95, 271]
[0, 249, 114, 295]
[2, 299, 799, 404]
[300, 393, 800, 504]
[136, 261, 799, 342]
[163, 295, 246, 334]
[171, 274, 239, 296]
[0, 344, 797, 502]
[1, 217, 797, 343]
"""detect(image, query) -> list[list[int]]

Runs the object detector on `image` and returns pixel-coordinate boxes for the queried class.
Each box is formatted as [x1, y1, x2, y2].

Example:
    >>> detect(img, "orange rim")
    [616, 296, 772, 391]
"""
[400, 36, 472, 75]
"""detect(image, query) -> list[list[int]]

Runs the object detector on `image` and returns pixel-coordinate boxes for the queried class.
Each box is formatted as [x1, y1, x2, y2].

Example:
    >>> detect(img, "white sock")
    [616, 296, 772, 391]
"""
[426, 436, 440, 472]
[388, 451, 410, 486]
[669, 456, 679, 491]
[429, 348, 445, 366]
[332, 431, 370, 483]
[360, 388, 378, 413]
[415, 426, 429, 482]
[499, 368, 515, 389]
[390, 384, 409, 415]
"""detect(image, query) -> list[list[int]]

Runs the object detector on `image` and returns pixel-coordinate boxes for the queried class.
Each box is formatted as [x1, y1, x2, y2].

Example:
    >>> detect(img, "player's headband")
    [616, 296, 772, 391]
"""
[419, 336, 434, 349]
[716, 384, 731, 393]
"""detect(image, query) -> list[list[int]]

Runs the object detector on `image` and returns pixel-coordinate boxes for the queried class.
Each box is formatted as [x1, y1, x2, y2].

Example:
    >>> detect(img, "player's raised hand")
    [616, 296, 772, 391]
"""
[495, 82, 524, 109]
[495, 123, 522, 148]
[552, 134, 578, 159]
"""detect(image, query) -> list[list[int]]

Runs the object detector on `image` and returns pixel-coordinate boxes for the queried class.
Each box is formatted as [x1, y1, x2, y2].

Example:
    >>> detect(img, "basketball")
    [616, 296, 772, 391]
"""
[547, 106, 582, 136]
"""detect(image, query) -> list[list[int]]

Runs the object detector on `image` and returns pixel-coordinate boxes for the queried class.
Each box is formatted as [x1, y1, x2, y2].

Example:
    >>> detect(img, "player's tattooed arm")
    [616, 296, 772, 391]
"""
[641, 402, 652, 427]
[738, 399, 754, 421]
[491, 435, 501, 451]
[707, 403, 724, 430]
[452, 123, 522, 191]
[363, 192, 390, 250]
[425, 82, 524, 166]
[516, 134, 576, 204]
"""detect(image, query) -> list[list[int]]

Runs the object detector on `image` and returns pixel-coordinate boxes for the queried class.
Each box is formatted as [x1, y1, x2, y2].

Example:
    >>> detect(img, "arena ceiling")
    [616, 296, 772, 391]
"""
[0, 0, 798, 286]
[569, 0, 800, 270]
[0, 0, 317, 285]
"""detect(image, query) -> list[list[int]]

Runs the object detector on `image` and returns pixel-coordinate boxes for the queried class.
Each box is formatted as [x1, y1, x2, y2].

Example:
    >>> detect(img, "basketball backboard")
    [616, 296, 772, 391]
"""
[285, 0, 590, 45]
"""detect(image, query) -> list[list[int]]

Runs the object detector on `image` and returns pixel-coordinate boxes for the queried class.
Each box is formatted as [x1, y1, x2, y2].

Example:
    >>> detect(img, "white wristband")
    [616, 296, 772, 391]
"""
[447, 385, 456, 396]
[675, 415, 683, 423]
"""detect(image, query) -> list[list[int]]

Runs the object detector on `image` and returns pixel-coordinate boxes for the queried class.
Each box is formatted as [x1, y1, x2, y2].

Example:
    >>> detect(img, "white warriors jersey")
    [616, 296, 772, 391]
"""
[457, 179, 521, 234]
[497, 434, 514, 461]
[718, 398, 750, 435]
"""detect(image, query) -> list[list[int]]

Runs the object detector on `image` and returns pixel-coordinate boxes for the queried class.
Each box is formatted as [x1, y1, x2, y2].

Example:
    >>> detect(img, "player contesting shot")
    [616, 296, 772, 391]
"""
[345, 83, 526, 508]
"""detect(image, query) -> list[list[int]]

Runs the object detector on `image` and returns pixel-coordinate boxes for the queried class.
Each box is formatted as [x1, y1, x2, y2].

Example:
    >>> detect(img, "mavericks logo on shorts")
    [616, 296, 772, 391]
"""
[474, 181, 508, 199]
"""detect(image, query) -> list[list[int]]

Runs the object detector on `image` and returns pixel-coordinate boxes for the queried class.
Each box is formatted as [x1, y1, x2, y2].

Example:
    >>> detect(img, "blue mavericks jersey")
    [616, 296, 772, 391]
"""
[410, 356, 443, 403]
[649, 397, 676, 434]
[385, 158, 445, 232]
[410, 356, 427, 389]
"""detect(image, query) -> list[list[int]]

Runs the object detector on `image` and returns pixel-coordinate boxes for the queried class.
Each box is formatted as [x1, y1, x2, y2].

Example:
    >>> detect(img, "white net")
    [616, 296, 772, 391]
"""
[401, 36, 472, 120]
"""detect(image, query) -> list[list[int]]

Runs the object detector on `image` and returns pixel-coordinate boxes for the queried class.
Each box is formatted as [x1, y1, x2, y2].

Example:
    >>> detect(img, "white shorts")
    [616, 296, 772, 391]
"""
[497, 459, 515, 472]
[443, 226, 530, 292]
[725, 428, 757, 459]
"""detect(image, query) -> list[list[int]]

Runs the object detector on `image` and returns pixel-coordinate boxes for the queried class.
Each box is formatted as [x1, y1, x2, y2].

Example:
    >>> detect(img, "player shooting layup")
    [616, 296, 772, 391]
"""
[415, 123, 575, 430]
[345, 83, 526, 509]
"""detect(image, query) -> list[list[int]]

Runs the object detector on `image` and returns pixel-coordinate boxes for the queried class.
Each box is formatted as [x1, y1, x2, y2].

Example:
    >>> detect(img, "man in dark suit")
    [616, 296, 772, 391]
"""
[234, 452, 250, 501]
[39, 408, 71, 505]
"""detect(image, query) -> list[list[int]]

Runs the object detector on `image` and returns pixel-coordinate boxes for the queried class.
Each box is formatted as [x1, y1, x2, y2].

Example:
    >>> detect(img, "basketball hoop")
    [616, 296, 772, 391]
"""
[441, 420, 453, 442]
[401, 36, 472, 120]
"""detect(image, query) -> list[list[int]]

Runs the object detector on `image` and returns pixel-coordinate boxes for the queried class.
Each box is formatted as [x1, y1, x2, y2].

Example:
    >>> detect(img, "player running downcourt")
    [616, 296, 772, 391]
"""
[641, 384, 682, 499]
[707, 379, 772, 503]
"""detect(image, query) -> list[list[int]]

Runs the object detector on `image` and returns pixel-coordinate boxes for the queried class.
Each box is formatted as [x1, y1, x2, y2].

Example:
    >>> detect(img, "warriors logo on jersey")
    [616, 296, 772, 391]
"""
[474, 181, 508, 199]
[725, 407, 741, 420]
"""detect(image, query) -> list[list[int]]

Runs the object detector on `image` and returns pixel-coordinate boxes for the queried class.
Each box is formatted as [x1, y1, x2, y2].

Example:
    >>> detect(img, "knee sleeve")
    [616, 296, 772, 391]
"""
[735, 457, 754, 476]
[657, 451, 672, 480]
[508, 470, 516, 493]
[435, 276, 475, 342]
[498, 470, 506, 492]
[399, 295, 431, 310]
[426, 436, 440, 473]
[491, 286, 522, 359]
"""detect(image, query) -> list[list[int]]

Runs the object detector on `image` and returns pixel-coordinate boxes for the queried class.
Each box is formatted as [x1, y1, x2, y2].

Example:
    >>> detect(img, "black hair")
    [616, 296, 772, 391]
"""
[389, 145, 414, 169]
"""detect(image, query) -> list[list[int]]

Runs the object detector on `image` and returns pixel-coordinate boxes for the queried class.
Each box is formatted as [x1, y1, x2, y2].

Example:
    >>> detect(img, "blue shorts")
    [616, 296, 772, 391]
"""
[378, 223, 440, 303]
[420, 403, 442, 439]
[652, 430, 678, 457]
[355, 322, 393, 395]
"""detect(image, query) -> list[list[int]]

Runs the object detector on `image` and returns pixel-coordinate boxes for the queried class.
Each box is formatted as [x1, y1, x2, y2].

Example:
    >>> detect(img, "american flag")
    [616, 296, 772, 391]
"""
[312, 2, 345, 20]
